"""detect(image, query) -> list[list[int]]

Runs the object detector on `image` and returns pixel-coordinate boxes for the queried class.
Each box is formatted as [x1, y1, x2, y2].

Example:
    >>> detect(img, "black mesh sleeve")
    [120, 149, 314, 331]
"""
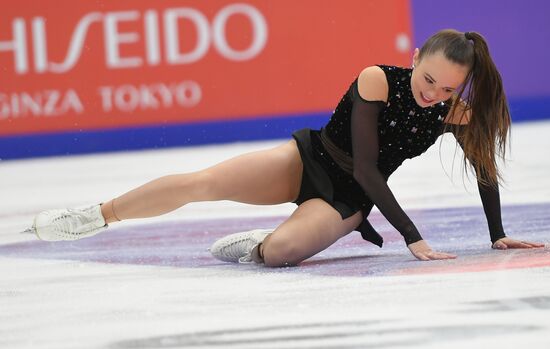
[450, 125, 506, 243]
[350, 86, 423, 245]
[478, 181, 506, 243]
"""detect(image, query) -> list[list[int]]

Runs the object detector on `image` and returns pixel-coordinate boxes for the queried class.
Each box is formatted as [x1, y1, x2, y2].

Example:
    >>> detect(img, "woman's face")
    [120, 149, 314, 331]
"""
[411, 49, 469, 108]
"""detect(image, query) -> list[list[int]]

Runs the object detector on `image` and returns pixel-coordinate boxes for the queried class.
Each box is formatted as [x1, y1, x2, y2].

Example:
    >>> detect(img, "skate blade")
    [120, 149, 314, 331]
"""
[20, 227, 37, 235]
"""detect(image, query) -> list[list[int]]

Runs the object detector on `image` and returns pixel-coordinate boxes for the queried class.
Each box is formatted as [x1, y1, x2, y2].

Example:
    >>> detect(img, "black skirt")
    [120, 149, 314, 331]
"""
[291, 128, 385, 247]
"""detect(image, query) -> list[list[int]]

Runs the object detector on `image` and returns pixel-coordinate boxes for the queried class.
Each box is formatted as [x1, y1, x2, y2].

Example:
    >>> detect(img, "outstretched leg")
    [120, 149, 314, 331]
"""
[32, 140, 304, 241]
[102, 140, 303, 223]
[261, 198, 362, 267]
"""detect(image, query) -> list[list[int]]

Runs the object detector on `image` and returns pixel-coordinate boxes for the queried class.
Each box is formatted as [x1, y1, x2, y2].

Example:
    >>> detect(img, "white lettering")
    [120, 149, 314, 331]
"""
[0, 94, 9, 118]
[114, 84, 140, 111]
[138, 85, 160, 109]
[5, 4, 269, 75]
[98, 86, 114, 112]
[156, 84, 174, 107]
[212, 3, 268, 61]
[164, 8, 210, 64]
[144, 10, 161, 65]
[43, 90, 60, 115]
[0, 89, 84, 118]
[97, 81, 201, 112]
[0, 18, 28, 73]
[49, 13, 103, 73]
[32, 17, 48, 73]
[20, 92, 42, 116]
[171, 81, 201, 107]
[104, 11, 142, 68]
[60, 89, 84, 114]
[10, 93, 20, 116]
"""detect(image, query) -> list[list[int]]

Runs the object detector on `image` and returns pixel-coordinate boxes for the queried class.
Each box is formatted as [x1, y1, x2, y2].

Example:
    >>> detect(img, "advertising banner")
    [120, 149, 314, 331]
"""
[1, 0, 413, 139]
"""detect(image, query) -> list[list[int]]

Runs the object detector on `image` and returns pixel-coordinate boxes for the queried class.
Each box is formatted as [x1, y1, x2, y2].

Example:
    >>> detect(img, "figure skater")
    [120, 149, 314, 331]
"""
[29, 29, 544, 267]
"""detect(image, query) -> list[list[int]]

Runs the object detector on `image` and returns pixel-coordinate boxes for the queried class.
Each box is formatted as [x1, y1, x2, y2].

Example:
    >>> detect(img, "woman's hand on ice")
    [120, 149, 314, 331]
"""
[408, 240, 457, 261]
[492, 237, 545, 250]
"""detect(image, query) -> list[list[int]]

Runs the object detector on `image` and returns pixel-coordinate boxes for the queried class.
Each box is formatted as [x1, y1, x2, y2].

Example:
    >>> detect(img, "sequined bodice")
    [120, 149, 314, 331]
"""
[324, 65, 450, 176]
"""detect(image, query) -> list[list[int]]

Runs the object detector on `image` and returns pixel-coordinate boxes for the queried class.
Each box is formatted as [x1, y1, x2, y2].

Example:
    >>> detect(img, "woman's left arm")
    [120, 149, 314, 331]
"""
[450, 126, 545, 249]
[477, 179, 544, 249]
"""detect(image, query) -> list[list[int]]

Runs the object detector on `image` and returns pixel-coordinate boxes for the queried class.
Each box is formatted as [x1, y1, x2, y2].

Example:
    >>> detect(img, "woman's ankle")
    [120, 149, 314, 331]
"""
[251, 243, 264, 264]
[100, 200, 121, 224]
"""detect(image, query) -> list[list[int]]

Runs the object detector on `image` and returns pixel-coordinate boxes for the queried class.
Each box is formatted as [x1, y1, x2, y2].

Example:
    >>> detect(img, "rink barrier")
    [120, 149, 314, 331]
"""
[0, 95, 547, 160]
[0, 111, 327, 160]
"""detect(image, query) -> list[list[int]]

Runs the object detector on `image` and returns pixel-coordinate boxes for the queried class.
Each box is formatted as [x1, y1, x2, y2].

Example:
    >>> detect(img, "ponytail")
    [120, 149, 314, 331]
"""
[420, 29, 511, 187]
[459, 31, 511, 187]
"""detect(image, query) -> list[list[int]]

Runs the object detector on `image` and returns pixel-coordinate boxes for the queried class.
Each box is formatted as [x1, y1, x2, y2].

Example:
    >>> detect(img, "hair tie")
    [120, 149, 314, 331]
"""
[464, 31, 473, 40]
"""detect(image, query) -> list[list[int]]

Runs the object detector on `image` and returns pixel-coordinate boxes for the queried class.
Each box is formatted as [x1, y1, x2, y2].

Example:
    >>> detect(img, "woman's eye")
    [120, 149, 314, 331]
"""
[424, 77, 433, 84]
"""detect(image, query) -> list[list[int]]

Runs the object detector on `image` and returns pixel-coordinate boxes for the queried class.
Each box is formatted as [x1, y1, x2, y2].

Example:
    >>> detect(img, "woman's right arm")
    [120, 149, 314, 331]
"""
[351, 67, 456, 260]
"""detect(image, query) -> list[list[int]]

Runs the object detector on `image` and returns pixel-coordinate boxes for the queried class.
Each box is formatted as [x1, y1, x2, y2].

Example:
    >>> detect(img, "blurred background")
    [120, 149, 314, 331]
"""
[1, 0, 549, 159]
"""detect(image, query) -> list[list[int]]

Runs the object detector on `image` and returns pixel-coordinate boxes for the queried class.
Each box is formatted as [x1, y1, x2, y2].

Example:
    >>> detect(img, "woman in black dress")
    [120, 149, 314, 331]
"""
[31, 29, 544, 266]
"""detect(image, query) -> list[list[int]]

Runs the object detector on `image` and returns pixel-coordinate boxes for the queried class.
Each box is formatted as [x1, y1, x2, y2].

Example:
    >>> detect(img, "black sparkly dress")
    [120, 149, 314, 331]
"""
[292, 65, 506, 247]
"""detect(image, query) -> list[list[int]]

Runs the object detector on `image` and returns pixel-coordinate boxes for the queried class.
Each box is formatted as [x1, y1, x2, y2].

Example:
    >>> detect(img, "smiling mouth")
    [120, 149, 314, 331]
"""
[420, 92, 434, 104]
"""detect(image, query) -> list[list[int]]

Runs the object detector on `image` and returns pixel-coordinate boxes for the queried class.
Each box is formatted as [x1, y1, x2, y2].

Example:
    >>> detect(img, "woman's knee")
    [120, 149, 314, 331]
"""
[262, 235, 304, 267]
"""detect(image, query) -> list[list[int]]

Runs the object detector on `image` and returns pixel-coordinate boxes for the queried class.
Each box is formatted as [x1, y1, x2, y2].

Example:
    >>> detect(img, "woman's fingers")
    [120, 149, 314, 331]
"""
[408, 240, 457, 261]
[415, 253, 430, 261]
[522, 241, 546, 248]
[493, 238, 546, 249]
[492, 241, 508, 250]
[425, 251, 457, 260]
[513, 241, 536, 249]
[414, 250, 457, 261]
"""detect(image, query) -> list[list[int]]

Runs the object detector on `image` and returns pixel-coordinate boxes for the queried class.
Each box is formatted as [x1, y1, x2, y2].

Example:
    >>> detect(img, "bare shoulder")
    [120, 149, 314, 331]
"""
[444, 97, 471, 125]
[357, 66, 389, 103]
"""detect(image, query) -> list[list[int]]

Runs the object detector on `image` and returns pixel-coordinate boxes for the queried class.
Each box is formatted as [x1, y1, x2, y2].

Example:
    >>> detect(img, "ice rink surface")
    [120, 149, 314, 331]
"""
[1, 120, 550, 349]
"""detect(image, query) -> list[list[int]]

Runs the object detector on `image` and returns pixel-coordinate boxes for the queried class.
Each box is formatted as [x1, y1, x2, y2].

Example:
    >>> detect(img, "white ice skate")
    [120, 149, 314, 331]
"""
[28, 204, 107, 241]
[210, 229, 272, 263]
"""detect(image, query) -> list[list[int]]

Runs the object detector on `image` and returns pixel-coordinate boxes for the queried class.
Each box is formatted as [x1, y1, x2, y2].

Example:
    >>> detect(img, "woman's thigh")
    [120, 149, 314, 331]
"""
[262, 198, 363, 267]
[200, 140, 303, 205]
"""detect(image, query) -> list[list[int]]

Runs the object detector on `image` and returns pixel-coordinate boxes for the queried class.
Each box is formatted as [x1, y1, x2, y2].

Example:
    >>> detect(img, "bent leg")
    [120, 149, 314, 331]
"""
[102, 140, 303, 223]
[261, 198, 363, 267]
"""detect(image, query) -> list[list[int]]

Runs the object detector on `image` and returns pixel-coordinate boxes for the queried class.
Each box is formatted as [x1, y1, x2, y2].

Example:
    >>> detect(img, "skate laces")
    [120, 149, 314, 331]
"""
[51, 207, 102, 237]
[222, 234, 258, 263]
[210, 229, 271, 263]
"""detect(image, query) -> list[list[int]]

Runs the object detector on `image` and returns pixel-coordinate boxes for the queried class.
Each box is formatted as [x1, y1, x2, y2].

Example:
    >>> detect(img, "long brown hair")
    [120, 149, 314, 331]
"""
[419, 29, 511, 187]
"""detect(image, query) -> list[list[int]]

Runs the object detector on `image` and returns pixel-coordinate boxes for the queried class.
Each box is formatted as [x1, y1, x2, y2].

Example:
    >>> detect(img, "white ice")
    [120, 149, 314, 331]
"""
[1, 120, 550, 349]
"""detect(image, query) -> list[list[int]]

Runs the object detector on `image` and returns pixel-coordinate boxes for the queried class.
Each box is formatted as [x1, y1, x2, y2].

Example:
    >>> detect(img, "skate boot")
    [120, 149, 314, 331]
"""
[210, 229, 272, 263]
[30, 204, 107, 241]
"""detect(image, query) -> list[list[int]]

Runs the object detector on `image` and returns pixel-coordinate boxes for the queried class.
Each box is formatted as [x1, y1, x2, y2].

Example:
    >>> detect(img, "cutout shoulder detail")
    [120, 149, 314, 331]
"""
[356, 66, 389, 104]
[352, 81, 387, 107]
